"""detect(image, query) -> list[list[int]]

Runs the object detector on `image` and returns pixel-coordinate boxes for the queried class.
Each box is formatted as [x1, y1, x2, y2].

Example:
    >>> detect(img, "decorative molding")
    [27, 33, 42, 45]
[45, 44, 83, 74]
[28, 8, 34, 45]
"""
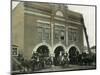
[68, 20, 82, 25]
[68, 26, 78, 30]
[53, 43, 66, 53]
[54, 23, 65, 27]
[54, 16, 65, 21]
[66, 44, 81, 53]
[32, 42, 52, 54]
[37, 20, 50, 24]
[24, 10, 51, 18]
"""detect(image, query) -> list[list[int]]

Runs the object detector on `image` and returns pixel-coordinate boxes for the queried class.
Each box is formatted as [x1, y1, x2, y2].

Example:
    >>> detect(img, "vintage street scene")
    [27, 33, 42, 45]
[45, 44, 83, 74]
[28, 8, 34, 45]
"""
[11, 1, 96, 74]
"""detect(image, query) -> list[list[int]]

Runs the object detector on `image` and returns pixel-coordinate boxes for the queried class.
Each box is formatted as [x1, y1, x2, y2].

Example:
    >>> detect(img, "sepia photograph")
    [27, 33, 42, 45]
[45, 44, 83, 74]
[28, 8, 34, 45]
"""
[11, 0, 96, 74]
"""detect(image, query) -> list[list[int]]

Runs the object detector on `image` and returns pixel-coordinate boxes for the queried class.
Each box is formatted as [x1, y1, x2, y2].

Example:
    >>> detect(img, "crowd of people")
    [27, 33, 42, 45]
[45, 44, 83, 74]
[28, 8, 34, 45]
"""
[12, 51, 96, 73]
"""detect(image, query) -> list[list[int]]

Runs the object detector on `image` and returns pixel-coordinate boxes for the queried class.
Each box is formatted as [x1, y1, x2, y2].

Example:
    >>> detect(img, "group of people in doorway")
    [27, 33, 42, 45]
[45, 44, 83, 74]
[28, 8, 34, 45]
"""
[30, 51, 96, 71]
[13, 49, 96, 73]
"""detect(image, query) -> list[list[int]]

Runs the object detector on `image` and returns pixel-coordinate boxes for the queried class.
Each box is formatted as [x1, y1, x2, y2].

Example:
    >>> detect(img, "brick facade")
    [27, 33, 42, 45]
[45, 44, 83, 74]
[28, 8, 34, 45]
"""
[12, 2, 84, 59]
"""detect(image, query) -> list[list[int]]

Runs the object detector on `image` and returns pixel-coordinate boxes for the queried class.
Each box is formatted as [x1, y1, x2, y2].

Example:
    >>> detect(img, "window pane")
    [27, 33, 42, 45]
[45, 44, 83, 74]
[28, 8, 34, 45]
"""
[12, 48, 17, 55]
[43, 28, 50, 41]
[37, 27, 42, 32]
[37, 27, 43, 41]
[60, 31, 65, 41]
[55, 30, 59, 41]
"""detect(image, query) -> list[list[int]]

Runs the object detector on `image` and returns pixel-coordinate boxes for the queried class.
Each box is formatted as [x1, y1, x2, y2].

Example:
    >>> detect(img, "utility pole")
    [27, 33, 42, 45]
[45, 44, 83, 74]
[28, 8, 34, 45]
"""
[81, 16, 92, 55]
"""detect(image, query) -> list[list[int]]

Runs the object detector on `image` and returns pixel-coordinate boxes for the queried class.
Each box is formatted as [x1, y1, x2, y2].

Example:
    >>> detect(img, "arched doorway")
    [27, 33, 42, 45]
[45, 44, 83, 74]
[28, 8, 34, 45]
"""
[54, 46, 65, 66]
[68, 46, 79, 64]
[54, 46, 65, 57]
[31, 45, 50, 69]
[36, 45, 49, 57]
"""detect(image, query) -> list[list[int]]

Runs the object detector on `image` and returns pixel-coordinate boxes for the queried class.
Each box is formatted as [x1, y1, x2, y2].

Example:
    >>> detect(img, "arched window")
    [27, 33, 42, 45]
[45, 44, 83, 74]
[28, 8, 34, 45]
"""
[56, 11, 64, 17]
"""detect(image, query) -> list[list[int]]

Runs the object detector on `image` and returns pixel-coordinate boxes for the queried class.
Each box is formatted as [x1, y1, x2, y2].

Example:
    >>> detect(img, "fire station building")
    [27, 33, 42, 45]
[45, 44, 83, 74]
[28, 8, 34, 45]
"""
[12, 2, 84, 59]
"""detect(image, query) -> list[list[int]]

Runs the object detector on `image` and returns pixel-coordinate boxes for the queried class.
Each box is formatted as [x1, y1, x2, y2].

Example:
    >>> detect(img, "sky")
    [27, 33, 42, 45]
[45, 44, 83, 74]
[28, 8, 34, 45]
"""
[12, 1, 96, 47]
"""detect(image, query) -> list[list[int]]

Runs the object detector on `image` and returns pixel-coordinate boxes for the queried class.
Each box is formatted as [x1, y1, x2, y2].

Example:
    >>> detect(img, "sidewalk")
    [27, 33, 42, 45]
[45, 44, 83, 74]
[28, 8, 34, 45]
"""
[34, 65, 96, 72]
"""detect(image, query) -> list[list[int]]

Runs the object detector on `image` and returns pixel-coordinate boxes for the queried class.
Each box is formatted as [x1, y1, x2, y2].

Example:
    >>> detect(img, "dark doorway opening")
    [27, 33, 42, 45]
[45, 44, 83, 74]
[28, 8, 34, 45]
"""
[37, 45, 49, 57]
[69, 46, 79, 64]
[54, 46, 65, 66]
[31, 45, 50, 69]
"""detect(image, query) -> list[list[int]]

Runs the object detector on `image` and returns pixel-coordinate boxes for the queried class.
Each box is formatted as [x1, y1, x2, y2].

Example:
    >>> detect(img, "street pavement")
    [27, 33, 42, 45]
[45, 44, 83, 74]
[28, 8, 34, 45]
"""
[12, 65, 96, 74]
[34, 65, 96, 72]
